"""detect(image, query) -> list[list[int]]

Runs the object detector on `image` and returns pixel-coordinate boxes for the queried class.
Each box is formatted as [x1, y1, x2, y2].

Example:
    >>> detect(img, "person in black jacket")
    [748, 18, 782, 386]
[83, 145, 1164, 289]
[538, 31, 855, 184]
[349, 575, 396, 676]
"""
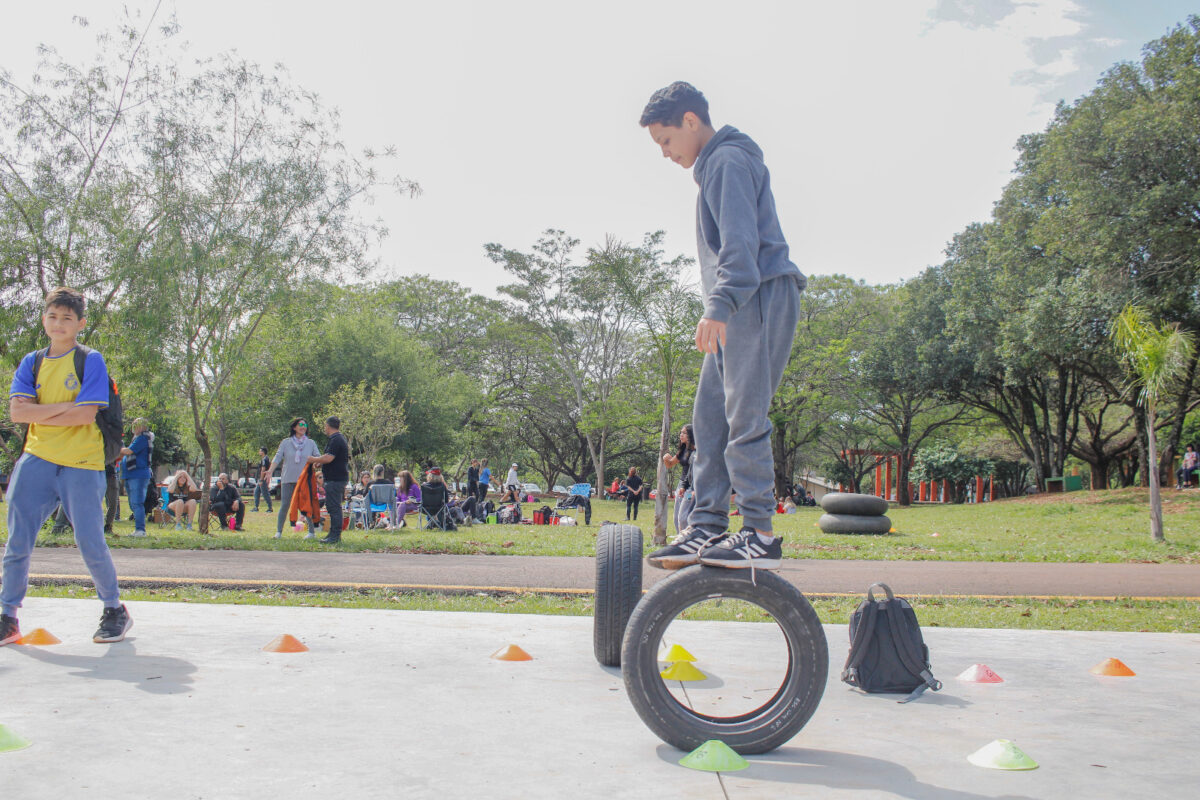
[623, 467, 644, 521]
[210, 473, 244, 531]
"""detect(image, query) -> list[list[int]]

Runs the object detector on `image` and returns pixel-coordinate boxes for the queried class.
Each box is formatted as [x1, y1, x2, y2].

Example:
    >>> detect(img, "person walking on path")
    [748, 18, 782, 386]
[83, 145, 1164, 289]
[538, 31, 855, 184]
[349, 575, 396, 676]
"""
[308, 416, 350, 544]
[662, 423, 697, 534]
[477, 459, 491, 503]
[2, 286, 132, 647]
[640, 83, 805, 571]
[267, 417, 321, 539]
[623, 467, 644, 521]
[120, 418, 154, 538]
[254, 446, 274, 512]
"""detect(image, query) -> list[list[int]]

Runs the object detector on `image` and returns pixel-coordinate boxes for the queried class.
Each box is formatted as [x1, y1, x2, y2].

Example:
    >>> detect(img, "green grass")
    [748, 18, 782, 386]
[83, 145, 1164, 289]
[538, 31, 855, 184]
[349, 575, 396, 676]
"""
[13, 487, 1200, 563]
[26, 582, 1200, 633]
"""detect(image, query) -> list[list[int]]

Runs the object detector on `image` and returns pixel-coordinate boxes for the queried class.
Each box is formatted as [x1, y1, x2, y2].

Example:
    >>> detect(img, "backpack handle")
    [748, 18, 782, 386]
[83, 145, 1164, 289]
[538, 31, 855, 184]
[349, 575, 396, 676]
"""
[866, 582, 894, 603]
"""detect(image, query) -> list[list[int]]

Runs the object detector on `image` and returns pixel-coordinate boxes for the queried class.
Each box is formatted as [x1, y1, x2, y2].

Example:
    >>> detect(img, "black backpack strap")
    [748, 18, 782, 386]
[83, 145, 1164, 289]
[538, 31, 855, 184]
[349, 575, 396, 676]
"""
[73, 344, 90, 381]
[887, 601, 942, 703]
[840, 598, 879, 685]
[31, 346, 50, 382]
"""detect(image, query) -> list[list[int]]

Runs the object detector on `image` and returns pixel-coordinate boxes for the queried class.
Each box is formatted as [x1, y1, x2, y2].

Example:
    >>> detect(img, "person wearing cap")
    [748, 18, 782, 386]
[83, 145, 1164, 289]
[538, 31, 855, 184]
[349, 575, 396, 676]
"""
[506, 463, 520, 492]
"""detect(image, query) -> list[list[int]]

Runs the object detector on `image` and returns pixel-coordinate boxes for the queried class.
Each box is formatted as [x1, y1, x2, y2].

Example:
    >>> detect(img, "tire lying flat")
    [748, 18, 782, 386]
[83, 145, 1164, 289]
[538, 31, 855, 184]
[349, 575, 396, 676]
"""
[817, 513, 893, 534]
[594, 523, 643, 666]
[819, 492, 889, 516]
[621, 566, 828, 754]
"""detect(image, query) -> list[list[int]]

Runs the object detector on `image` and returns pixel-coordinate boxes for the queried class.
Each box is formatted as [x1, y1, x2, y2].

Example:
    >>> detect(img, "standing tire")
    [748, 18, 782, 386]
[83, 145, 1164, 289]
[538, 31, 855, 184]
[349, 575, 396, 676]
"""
[819, 492, 889, 516]
[621, 566, 828, 754]
[594, 523, 643, 666]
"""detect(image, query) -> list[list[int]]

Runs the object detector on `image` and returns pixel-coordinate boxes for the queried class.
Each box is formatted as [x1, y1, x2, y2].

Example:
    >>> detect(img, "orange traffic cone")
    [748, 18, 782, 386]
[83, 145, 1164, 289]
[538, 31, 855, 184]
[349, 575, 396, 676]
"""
[491, 644, 532, 661]
[957, 663, 1004, 683]
[17, 628, 61, 646]
[1089, 658, 1135, 677]
[262, 634, 308, 653]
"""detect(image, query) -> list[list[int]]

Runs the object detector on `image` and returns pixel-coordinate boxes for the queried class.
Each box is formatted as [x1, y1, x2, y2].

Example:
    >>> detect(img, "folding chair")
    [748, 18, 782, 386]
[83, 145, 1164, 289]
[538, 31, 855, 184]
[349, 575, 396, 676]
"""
[556, 483, 592, 525]
[348, 495, 370, 529]
[367, 483, 398, 529]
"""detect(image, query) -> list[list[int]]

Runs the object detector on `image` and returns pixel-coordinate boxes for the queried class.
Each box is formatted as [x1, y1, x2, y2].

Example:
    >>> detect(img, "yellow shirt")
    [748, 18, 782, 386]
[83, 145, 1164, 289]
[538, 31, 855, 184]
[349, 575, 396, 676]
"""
[11, 346, 108, 471]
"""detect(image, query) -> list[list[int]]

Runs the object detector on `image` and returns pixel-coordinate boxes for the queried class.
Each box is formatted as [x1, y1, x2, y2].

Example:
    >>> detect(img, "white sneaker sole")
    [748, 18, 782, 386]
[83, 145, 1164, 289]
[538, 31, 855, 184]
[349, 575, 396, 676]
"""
[697, 557, 782, 570]
[0, 632, 21, 646]
[646, 554, 699, 570]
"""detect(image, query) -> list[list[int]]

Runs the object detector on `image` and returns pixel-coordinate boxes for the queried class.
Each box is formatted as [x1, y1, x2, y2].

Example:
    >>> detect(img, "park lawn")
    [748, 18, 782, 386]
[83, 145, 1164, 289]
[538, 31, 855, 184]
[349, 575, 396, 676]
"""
[25, 581, 1200, 633]
[12, 487, 1200, 563]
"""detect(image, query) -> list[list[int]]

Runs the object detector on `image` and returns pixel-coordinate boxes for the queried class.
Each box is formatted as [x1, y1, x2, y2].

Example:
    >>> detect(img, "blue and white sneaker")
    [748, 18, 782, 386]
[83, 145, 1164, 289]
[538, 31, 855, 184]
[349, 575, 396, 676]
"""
[647, 527, 728, 570]
[698, 527, 782, 570]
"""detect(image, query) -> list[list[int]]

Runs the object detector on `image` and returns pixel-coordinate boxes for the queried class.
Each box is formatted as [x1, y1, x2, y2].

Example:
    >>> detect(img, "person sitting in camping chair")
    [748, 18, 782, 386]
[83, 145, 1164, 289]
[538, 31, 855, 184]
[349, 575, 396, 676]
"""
[419, 468, 456, 530]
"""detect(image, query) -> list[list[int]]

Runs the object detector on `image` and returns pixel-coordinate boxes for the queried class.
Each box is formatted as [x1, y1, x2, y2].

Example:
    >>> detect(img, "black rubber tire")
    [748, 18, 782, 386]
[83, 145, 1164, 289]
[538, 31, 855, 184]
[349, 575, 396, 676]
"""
[594, 523, 643, 666]
[819, 492, 888, 516]
[621, 566, 828, 754]
[817, 513, 893, 534]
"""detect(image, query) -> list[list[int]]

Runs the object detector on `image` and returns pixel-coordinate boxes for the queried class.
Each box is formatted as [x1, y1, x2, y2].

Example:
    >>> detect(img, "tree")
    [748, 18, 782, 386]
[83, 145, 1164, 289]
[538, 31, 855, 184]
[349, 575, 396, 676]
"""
[1111, 305, 1196, 542]
[487, 230, 635, 491]
[321, 380, 407, 478]
[590, 233, 700, 544]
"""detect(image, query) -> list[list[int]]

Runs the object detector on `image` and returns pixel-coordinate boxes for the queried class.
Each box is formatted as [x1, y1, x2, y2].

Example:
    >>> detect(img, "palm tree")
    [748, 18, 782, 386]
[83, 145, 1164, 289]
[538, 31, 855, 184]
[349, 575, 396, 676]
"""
[1110, 305, 1196, 542]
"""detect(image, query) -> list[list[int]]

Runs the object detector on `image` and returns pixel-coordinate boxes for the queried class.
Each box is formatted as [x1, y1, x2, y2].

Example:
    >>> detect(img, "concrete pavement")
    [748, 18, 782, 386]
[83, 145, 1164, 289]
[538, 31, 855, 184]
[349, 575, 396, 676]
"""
[14, 546, 1200, 598]
[1, 597, 1197, 798]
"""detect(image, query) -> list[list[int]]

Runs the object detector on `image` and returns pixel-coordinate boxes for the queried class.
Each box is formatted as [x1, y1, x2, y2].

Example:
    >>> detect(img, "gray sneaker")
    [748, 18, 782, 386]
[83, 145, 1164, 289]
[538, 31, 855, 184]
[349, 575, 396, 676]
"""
[93, 605, 133, 643]
[647, 527, 729, 570]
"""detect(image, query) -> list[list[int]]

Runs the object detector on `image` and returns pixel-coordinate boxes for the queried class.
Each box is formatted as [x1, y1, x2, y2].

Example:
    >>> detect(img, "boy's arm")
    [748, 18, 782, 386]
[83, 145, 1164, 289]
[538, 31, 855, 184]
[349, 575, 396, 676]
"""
[701, 153, 763, 325]
[9, 397, 77, 423]
[39, 404, 100, 426]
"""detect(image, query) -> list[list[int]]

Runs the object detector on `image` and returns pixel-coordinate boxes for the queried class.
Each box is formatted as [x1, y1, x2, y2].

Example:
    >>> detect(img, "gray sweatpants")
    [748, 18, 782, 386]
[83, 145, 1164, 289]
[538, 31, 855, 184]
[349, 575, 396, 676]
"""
[689, 276, 800, 535]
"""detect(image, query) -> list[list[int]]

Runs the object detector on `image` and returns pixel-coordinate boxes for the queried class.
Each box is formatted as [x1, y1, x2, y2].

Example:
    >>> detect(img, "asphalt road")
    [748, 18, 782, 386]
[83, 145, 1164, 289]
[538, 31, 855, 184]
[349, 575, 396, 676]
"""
[13, 546, 1200, 598]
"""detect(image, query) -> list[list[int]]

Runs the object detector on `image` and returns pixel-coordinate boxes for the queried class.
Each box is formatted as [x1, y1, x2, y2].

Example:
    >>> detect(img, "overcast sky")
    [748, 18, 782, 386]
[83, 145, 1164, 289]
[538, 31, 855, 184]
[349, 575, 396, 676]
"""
[3, 1, 1196, 295]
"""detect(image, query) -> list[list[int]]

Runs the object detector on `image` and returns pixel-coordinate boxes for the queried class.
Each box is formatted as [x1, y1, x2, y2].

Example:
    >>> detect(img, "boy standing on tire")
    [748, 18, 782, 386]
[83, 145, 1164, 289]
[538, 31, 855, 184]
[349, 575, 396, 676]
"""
[640, 82, 804, 571]
[1, 287, 132, 646]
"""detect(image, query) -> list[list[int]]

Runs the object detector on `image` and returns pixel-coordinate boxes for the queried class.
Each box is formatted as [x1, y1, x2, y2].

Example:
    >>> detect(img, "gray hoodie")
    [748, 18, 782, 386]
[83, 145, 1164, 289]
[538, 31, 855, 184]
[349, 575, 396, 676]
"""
[692, 125, 805, 324]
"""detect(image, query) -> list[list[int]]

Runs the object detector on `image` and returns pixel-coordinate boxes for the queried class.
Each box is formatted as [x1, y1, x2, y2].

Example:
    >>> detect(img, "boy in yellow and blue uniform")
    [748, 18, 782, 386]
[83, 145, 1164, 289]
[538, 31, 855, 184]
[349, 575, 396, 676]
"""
[1, 287, 131, 646]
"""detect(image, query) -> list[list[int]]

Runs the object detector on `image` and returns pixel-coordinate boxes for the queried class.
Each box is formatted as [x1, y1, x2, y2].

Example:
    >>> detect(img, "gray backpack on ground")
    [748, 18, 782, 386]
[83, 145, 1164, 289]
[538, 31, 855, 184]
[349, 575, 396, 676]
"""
[841, 582, 942, 703]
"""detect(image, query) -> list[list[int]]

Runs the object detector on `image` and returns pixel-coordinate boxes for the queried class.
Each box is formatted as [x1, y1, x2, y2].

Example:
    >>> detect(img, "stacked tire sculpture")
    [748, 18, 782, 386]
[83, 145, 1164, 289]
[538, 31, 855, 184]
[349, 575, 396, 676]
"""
[593, 523, 643, 666]
[817, 492, 892, 534]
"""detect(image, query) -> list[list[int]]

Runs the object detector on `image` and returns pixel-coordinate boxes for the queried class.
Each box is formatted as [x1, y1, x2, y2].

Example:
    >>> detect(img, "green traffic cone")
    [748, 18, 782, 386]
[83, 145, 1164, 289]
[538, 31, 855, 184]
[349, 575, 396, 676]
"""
[967, 739, 1038, 770]
[679, 739, 749, 772]
[0, 724, 32, 753]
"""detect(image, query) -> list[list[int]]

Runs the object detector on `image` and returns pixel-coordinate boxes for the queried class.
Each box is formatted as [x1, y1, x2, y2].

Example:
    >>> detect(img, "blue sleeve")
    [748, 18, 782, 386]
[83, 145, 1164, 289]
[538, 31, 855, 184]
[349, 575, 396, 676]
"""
[10, 352, 37, 399]
[702, 151, 763, 324]
[75, 350, 110, 407]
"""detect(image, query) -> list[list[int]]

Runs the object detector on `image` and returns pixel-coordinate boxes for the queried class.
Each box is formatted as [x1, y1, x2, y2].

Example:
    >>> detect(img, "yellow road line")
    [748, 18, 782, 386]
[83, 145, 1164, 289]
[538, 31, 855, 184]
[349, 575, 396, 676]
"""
[27, 574, 1200, 602]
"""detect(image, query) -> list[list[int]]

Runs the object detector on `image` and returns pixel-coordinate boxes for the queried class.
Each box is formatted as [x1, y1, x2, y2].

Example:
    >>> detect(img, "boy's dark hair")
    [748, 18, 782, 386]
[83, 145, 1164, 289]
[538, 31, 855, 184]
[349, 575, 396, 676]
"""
[326, 416, 341, 430]
[44, 286, 86, 318]
[259, 446, 268, 455]
[639, 82, 711, 128]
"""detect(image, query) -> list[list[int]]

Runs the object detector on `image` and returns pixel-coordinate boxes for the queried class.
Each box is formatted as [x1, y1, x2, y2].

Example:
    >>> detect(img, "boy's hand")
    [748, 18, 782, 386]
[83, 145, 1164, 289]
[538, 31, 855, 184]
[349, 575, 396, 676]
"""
[695, 318, 727, 354]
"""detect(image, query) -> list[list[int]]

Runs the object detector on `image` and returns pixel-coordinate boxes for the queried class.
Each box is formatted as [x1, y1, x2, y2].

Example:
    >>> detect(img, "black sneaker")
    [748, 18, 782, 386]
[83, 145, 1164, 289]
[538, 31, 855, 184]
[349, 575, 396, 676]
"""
[647, 527, 728, 570]
[318, 536, 341, 545]
[93, 605, 133, 643]
[698, 528, 782, 570]
[0, 614, 20, 646]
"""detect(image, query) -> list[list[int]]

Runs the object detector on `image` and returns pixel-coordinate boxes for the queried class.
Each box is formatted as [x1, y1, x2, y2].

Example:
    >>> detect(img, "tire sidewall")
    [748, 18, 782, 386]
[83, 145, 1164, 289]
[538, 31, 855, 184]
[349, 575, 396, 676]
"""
[621, 566, 828, 754]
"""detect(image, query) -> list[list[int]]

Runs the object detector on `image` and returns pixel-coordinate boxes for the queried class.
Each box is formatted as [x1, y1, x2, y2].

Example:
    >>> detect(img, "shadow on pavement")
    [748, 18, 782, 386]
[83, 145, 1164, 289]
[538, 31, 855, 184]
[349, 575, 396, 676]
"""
[657, 744, 1039, 800]
[8, 640, 196, 695]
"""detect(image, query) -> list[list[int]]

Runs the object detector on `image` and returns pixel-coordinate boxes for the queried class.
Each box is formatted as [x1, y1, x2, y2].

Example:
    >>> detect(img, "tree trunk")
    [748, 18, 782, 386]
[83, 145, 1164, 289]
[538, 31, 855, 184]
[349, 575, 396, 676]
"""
[652, 377, 673, 546]
[1135, 412, 1150, 488]
[897, 451, 912, 506]
[196, 429, 213, 536]
[1147, 400, 1164, 543]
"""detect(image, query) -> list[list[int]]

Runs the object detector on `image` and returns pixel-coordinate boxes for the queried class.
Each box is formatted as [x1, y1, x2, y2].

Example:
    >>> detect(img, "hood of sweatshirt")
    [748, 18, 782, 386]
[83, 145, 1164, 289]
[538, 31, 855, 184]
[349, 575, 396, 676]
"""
[694, 125, 762, 185]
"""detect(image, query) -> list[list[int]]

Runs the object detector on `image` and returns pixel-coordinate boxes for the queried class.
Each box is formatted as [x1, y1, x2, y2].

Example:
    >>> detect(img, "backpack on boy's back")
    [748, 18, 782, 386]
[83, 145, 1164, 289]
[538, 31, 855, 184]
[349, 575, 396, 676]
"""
[27, 345, 124, 464]
[841, 582, 942, 703]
